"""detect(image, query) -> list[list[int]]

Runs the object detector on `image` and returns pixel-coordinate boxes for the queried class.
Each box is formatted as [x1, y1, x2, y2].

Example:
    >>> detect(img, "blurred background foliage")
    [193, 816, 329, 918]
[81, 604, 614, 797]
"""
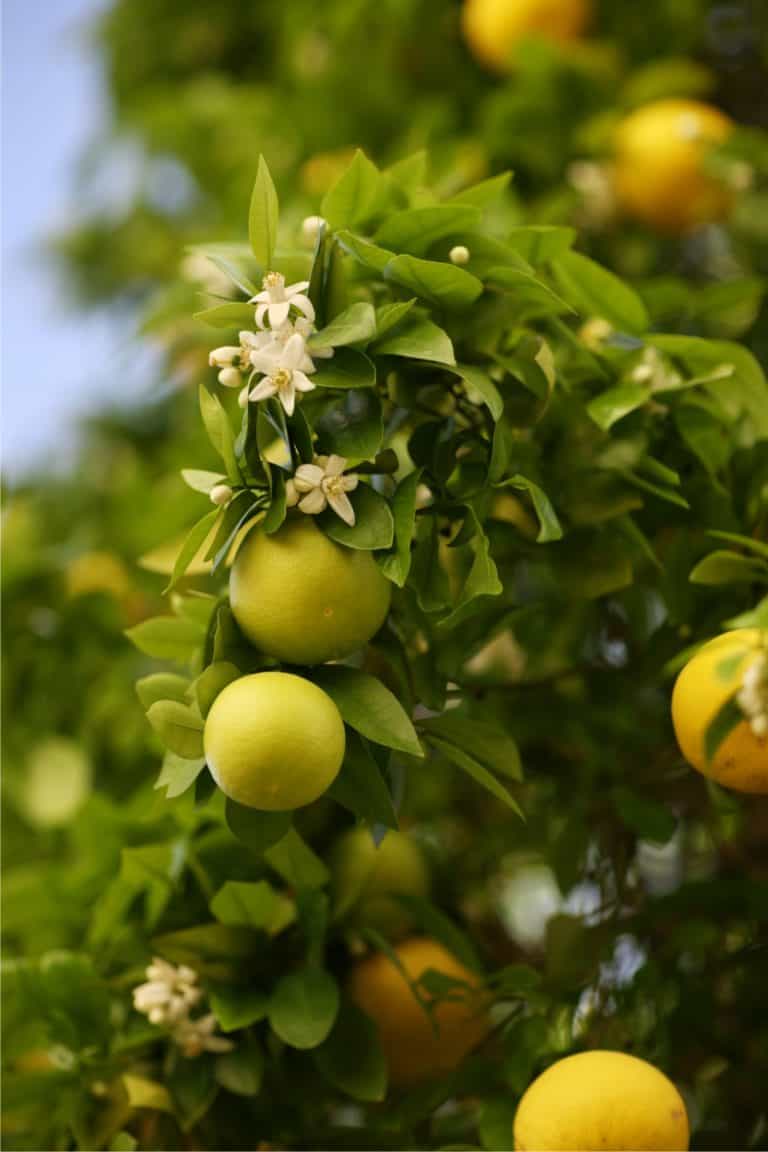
[3, 1, 768, 1149]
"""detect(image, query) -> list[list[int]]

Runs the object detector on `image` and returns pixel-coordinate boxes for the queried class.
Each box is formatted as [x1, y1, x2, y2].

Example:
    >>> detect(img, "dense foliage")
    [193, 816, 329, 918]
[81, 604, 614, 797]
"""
[3, 3, 768, 1150]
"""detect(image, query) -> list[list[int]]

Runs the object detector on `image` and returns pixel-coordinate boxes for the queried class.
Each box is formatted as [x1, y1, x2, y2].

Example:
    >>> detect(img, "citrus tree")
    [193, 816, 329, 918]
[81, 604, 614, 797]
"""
[5, 149, 767, 1151]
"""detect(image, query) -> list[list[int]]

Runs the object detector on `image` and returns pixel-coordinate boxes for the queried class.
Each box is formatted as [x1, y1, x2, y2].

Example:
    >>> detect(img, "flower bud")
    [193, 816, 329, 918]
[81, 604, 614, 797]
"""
[449, 245, 470, 266]
[210, 484, 234, 506]
[302, 215, 326, 242]
[218, 366, 242, 388]
[209, 346, 240, 368]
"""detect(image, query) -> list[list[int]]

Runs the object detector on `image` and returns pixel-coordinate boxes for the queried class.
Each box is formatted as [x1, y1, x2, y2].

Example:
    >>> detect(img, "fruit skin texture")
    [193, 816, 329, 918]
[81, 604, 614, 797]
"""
[230, 516, 391, 665]
[330, 827, 430, 939]
[462, 0, 591, 72]
[348, 937, 488, 1086]
[203, 672, 345, 810]
[672, 629, 768, 794]
[614, 99, 733, 233]
[513, 1050, 689, 1151]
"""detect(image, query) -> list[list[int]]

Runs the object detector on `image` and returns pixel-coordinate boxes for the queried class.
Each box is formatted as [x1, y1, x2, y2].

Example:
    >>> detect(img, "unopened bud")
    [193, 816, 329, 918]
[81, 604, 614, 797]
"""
[218, 366, 241, 388]
[302, 215, 326, 242]
[210, 484, 234, 506]
[449, 245, 470, 266]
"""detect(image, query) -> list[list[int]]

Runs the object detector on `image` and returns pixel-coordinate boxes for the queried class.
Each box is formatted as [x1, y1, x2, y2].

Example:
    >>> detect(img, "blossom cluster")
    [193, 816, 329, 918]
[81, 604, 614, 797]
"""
[208, 271, 363, 526]
[737, 649, 768, 739]
[208, 273, 332, 416]
[132, 957, 233, 1059]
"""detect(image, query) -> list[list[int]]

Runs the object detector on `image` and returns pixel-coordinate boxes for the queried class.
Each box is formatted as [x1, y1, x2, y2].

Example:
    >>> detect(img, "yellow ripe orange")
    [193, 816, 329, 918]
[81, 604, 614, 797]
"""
[514, 1051, 689, 1150]
[462, 0, 591, 72]
[348, 937, 488, 1086]
[230, 516, 391, 666]
[614, 99, 734, 233]
[330, 827, 430, 939]
[203, 672, 345, 810]
[672, 629, 768, 793]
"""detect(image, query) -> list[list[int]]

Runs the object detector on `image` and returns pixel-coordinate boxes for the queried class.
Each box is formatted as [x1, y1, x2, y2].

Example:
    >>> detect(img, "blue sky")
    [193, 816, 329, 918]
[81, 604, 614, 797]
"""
[2, 0, 155, 478]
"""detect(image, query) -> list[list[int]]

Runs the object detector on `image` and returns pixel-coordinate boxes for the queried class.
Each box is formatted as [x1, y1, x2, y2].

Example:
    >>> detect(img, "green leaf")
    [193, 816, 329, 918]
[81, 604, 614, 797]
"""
[690, 551, 768, 585]
[336, 230, 394, 274]
[322, 150, 383, 230]
[168, 1055, 217, 1132]
[136, 673, 190, 710]
[181, 468, 228, 493]
[385, 150, 428, 197]
[452, 363, 503, 421]
[199, 384, 240, 480]
[704, 694, 745, 765]
[215, 1036, 264, 1097]
[312, 666, 423, 758]
[263, 469, 287, 536]
[327, 732, 398, 829]
[309, 302, 377, 350]
[315, 390, 383, 463]
[318, 483, 394, 550]
[210, 985, 269, 1032]
[225, 799, 293, 852]
[496, 475, 562, 542]
[264, 828, 330, 890]
[194, 302, 256, 329]
[313, 346, 376, 389]
[422, 733, 522, 816]
[650, 334, 768, 436]
[164, 509, 221, 593]
[155, 753, 206, 799]
[268, 967, 340, 1050]
[109, 1134, 139, 1152]
[441, 518, 502, 627]
[416, 713, 522, 781]
[126, 616, 205, 662]
[372, 317, 455, 366]
[193, 661, 240, 717]
[384, 254, 484, 309]
[313, 998, 387, 1102]
[707, 531, 768, 561]
[587, 383, 650, 430]
[479, 1098, 520, 1151]
[374, 299, 418, 338]
[450, 171, 513, 208]
[146, 700, 204, 759]
[505, 225, 576, 264]
[210, 881, 295, 934]
[375, 204, 482, 255]
[248, 156, 279, 268]
[675, 405, 731, 476]
[552, 251, 650, 334]
[379, 470, 421, 587]
[613, 787, 677, 844]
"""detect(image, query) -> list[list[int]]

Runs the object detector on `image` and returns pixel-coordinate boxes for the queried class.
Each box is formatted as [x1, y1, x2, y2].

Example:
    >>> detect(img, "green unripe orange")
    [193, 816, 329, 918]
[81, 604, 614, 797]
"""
[330, 827, 430, 938]
[230, 516, 391, 665]
[203, 672, 345, 810]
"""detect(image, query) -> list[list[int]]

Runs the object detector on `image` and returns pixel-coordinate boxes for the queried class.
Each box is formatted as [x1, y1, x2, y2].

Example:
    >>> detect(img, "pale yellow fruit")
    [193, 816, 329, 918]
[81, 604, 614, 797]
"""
[348, 937, 488, 1086]
[672, 629, 768, 793]
[514, 1051, 689, 1150]
[330, 827, 430, 939]
[203, 672, 345, 810]
[614, 99, 733, 233]
[230, 516, 391, 665]
[66, 551, 131, 601]
[462, 0, 591, 72]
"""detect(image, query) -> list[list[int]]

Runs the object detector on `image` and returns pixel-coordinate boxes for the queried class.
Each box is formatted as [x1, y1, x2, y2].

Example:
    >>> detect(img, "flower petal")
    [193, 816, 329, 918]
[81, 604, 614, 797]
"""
[278, 376, 296, 416]
[286, 280, 310, 295]
[285, 479, 299, 507]
[299, 488, 327, 515]
[254, 302, 269, 329]
[325, 454, 348, 476]
[295, 463, 325, 488]
[293, 294, 316, 323]
[249, 377, 277, 402]
[292, 370, 316, 394]
[328, 490, 356, 526]
[268, 300, 291, 329]
[341, 473, 359, 492]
